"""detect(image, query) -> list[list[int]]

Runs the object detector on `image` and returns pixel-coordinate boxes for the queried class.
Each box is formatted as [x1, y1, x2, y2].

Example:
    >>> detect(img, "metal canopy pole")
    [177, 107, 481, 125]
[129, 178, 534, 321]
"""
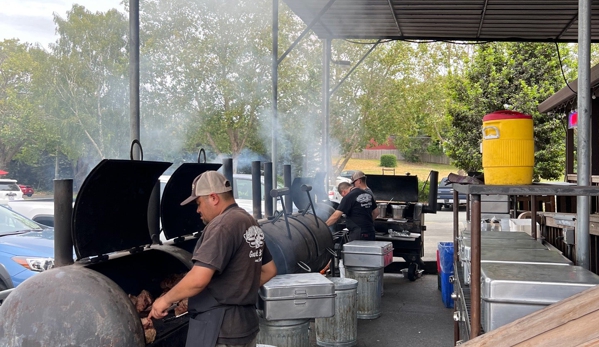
[323, 39, 331, 188]
[272, 0, 279, 212]
[129, 0, 141, 160]
[577, 0, 591, 269]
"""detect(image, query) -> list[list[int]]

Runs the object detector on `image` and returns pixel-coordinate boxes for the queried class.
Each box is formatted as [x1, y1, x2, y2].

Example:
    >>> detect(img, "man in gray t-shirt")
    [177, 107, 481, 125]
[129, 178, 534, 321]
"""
[148, 171, 277, 347]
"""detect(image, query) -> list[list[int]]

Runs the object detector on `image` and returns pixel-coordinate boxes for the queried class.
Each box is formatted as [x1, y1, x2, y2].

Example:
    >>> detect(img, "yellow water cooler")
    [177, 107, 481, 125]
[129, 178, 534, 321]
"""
[482, 110, 534, 185]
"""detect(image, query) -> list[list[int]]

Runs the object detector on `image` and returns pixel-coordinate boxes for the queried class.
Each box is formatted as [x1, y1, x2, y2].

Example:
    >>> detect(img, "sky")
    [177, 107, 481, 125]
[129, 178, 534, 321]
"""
[0, 0, 124, 48]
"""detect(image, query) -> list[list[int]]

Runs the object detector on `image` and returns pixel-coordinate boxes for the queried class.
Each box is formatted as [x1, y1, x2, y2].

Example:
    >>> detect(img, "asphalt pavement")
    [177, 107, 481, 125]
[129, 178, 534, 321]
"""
[306, 209, 465, 347]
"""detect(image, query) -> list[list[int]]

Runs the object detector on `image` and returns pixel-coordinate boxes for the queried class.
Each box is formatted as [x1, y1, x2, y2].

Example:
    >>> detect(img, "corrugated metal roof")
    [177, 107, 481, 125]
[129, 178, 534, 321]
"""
[283, 0, 599, 42]
[538, 64, 599, 113]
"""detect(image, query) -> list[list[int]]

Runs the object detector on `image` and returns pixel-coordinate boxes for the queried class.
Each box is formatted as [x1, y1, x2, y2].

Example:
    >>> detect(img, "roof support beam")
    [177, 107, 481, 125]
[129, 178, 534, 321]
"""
[330, 39, 382, 97]
[278, 0, 337, 64]
[557, 13, 579, 40]
[476, 0, 489, 38]
[386, 0, 403, 36]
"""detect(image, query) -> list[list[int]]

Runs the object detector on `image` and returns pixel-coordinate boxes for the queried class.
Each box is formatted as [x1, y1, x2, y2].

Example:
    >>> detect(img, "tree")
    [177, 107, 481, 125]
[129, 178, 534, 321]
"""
[49, 5, 130, 184]
[140, 0, 270, 171]
[0, 39, 53, 170]
[445, 42, 568, 180]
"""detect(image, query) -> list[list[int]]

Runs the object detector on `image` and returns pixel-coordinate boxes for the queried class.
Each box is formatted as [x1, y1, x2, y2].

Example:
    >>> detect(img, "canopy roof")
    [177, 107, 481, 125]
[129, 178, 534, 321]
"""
[538, 64, 599, 113]
[283, 0, 599, 42]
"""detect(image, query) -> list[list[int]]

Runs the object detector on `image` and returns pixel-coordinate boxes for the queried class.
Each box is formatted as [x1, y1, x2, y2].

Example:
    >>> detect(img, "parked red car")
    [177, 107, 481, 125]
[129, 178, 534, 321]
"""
[18, 184, 34, 197]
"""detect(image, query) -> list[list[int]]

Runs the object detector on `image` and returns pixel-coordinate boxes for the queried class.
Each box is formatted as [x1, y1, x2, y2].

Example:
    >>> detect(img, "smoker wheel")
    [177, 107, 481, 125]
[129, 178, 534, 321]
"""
[407, 262, 418, 281]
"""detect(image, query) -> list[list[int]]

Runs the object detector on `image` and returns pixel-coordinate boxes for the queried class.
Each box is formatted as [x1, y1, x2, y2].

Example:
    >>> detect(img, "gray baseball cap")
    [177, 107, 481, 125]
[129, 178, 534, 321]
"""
[180, 171, 232, 206]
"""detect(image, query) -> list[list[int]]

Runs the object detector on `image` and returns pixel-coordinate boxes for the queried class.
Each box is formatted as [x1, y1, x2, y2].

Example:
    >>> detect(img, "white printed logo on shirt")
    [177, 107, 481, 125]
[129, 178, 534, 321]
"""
[244, 225, 265, 262]
[356, 193, 373, 208]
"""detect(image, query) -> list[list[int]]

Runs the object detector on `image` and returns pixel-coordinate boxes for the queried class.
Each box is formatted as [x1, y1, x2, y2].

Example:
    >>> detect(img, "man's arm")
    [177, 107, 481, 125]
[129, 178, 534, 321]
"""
[326, 210, 344, 227]
[260, 260, 277, 286]
[372, 208, 379, 221]
[148, 265, 215, 321]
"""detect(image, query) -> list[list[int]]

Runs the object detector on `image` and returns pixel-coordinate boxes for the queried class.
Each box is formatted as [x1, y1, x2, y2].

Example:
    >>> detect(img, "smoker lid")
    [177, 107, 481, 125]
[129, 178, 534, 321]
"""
[160, 162, 221, 239]
[72, 159, 171, 259]
[291, 177, 317, 211]
[366, 174, 419, 202]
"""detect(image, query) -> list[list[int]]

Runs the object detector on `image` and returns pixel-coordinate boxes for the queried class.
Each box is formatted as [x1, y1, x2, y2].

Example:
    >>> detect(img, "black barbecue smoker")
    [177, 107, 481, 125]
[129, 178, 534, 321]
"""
[368, 171, 439, 281]
[0, 156, 336, 346]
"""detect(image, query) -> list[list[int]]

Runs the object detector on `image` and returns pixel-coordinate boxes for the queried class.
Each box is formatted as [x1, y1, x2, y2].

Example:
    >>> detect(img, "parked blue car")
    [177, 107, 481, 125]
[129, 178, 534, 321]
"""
[0, 205, 55, 287]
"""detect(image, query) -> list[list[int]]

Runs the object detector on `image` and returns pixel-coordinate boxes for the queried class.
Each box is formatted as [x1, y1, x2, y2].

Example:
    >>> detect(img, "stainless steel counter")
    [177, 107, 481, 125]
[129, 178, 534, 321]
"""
[451, 183, 599, 343]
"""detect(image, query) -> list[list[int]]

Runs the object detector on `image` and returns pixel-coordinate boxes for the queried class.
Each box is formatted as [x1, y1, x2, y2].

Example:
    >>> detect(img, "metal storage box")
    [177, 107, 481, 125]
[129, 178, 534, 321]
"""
[461, 248, 572, 285]
[460, 230, 533, 240]
[481, 263, 599, 332]
[259, 273, 335, 321]
[460, 238, 548, 262]
[342, 241, 393, 268]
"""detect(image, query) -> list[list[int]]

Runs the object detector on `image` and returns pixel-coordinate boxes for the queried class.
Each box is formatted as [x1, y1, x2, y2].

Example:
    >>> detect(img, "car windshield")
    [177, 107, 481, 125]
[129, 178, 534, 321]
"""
[0, 206, 43, 235]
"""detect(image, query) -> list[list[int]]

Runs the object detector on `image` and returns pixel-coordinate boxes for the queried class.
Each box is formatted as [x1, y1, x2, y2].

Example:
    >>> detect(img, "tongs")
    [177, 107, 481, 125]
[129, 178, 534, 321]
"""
[163, 303, 188, 322]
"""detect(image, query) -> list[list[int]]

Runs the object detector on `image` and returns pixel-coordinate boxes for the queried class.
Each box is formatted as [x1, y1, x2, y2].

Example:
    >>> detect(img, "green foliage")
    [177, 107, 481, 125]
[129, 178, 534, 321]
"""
[427, 140, 444, 156]
[0, 39, 56, 170]
[418, 178, 430, 202]
[140, 0, 270, 169]
[380, 154, 397, 167]
[445, 42, 567, 180]
[50, 5, 130, 163]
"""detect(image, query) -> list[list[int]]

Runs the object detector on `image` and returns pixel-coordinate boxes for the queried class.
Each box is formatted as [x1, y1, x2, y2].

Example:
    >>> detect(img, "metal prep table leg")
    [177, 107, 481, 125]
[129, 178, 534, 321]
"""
[453, 189, 460, 344]
[470, 194, 481, 338]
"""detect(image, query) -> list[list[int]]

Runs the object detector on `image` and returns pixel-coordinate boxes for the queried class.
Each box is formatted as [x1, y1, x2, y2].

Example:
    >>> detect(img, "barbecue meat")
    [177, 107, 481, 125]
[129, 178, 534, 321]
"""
[136, 290, 153, 313]
[144, 328, 156, 344]
[141, 318, 156, 344]
[175, 298, 188, 316]
[128, 294, 138, 307]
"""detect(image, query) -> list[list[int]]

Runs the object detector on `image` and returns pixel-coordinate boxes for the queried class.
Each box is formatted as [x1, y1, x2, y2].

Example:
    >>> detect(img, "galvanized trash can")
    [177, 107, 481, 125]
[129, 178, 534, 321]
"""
[345, 267, 383, 319]
[315, 278, 358, 347]
[258, 317, 310, 347]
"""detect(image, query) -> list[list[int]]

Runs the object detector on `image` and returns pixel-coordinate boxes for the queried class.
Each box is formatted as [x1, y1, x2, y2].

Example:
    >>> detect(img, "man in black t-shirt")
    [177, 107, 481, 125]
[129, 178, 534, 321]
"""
[147, 171, 277, 347]
[326, 181, 378, 241]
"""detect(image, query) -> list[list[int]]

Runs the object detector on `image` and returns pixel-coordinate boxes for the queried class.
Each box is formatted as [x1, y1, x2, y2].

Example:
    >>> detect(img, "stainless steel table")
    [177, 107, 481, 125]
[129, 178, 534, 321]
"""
[451, 183, 599, 343]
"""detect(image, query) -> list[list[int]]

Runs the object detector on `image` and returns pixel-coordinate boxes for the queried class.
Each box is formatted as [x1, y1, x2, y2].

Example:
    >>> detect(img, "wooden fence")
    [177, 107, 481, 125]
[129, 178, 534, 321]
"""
[351, 149, 450, 165]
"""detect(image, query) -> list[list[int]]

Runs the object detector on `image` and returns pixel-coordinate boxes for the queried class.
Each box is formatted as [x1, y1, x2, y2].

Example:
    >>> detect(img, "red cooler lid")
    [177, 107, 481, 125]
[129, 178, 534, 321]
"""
[483, 110, 532, 121]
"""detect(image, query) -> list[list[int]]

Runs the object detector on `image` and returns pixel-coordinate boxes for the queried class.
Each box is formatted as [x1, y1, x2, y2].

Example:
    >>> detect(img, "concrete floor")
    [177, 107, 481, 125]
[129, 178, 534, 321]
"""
[306, 209, 465, 347]
[307, 274, 455, 347]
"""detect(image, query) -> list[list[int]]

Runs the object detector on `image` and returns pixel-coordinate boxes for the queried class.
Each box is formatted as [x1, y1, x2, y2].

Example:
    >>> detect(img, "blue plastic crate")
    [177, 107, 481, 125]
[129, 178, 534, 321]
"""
[440, 271, 454, 308]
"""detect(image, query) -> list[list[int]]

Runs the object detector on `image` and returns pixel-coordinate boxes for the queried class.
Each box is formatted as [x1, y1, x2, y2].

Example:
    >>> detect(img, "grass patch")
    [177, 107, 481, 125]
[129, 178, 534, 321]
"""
[337, 158, 459, 183]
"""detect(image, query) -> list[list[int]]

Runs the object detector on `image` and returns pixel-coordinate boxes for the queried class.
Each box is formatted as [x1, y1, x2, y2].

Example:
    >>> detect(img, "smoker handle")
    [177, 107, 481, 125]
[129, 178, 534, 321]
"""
[327, 248, 337, 257]
[297, 261, 311, 272]
[197, 148, 207, 163]
[270, 187, 290, 197]
[129, 139, 144, 161]
[301, 184, 312, 192]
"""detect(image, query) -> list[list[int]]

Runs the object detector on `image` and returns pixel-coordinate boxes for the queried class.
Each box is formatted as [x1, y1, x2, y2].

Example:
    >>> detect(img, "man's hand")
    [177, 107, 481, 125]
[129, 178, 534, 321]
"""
[146, 296, 172, 326]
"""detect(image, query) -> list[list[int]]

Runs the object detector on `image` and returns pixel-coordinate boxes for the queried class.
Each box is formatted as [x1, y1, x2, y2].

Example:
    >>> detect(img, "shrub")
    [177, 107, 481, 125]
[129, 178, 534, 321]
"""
[418, 179, 431, 202]
[380, 154, 397, 168]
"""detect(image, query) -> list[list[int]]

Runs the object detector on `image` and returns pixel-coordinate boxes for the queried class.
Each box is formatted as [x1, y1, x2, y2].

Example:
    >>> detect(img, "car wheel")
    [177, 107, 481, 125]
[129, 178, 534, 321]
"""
[27, 194, 32, 197]
[447, 204, 453, 210]
[436, 203, 444, 211]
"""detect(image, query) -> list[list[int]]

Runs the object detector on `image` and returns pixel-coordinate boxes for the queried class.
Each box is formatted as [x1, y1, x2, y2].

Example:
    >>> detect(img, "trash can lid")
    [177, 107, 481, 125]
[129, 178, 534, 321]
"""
[330, 277, 358, 290]
[483, 110, 532, 121]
